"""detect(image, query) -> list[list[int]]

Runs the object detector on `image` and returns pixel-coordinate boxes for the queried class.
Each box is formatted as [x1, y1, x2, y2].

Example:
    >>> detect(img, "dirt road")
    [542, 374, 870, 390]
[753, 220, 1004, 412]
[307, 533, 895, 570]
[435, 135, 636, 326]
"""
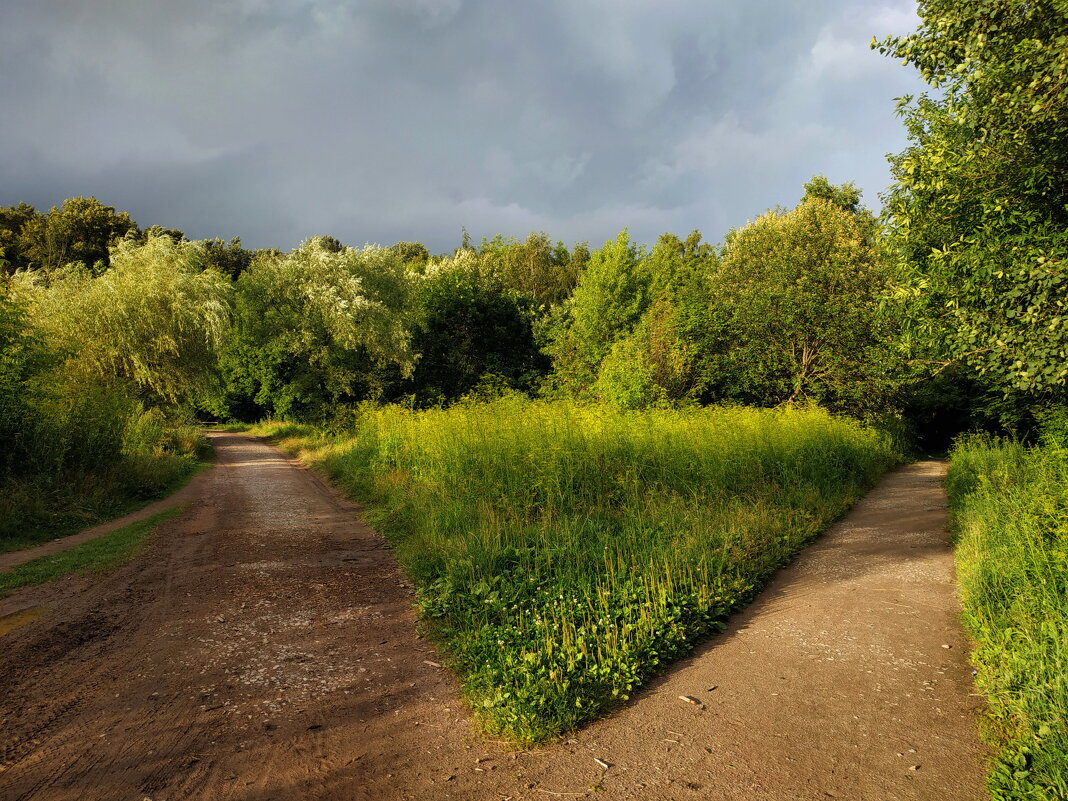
[0, 435, 987, 800]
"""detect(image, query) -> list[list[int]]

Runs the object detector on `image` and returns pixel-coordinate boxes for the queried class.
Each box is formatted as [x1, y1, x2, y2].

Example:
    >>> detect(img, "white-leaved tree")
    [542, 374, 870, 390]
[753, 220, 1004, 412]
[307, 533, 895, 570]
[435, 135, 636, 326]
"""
[218, 237, 414, 419]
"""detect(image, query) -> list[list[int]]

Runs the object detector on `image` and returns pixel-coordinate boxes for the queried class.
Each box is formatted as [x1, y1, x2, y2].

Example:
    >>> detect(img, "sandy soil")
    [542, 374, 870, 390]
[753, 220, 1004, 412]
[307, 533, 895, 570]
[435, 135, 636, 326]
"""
[0, 434, 988, 800]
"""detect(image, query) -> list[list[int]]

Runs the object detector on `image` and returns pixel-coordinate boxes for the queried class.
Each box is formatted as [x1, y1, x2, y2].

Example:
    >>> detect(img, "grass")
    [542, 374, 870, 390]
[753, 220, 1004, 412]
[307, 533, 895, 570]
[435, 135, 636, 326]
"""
[0, 455, 209, 554]
[947, 433, 1068, 800]
[0, 505, 184, 599]
[251, 397, 901, 743]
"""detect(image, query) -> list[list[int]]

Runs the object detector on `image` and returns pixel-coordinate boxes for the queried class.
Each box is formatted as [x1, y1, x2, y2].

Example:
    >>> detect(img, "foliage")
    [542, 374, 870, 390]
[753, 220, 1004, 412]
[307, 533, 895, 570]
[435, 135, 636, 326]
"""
[710, 195, 896, 415]
[255, 399, 900, 743]
[10, 197, 136, 273]
[216, 238, 413, 420]
[390, 252, 549, 406]
[0, 284, 53, 475]
[593, 334, 665, 410]
[876, 2, 1068, 395]
[0, 202, 37, 274]
[1, 242, 211, 549]
[389, 241, 431, 266]
[201, 237, 253, 280]
[545, 230, 649, 395]
[0, 379, 204, 550]
[543, 192, 894, 417]
[596, 231, 720, 407]
[15, 235, 232, 406]
[801, 174, 863, 214]
[947, 425, 1068, 799]
[478, 232, 585, 307]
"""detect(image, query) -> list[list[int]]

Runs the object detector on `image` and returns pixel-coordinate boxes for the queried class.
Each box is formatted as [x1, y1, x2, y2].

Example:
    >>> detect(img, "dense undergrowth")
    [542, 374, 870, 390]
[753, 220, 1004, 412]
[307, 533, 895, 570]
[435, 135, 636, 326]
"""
[0, 404, 207, 552]
[1, 263, 214, 552]
[252, 398, 901, 742]
[947, 424, 1068, 800]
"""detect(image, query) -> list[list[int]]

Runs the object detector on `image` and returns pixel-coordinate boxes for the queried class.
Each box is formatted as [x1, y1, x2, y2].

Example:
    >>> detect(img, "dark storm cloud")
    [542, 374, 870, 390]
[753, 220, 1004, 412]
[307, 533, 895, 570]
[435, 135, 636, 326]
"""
[0, 0, 926, 252]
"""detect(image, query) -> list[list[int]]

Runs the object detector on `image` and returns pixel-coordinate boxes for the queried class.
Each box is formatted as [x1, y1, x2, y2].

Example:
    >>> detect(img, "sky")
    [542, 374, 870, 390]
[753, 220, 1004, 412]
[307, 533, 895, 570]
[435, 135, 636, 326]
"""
[0, 0, 928, 254]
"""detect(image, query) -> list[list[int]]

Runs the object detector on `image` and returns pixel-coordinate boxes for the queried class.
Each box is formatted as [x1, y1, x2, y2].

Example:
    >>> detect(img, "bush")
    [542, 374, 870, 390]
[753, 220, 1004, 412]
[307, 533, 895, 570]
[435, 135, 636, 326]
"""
[0, 279, 205, 550]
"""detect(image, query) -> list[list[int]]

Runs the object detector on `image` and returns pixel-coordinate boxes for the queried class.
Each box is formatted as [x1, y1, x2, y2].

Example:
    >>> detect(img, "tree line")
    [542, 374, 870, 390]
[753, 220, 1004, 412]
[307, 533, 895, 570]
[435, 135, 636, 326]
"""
[0, 179, 908, 423]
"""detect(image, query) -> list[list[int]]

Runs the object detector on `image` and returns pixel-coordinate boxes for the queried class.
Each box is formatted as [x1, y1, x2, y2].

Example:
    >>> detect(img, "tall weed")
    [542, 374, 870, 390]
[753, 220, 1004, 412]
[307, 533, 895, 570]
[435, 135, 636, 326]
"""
[261, 398, 900, 742]
[948, 431, 1068, 799]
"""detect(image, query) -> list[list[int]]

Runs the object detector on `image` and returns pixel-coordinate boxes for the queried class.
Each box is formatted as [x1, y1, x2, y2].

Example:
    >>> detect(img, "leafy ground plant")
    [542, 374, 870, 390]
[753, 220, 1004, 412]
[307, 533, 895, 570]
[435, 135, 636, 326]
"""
[947, 430, 1068, 799]
[255, 398, 900, 743]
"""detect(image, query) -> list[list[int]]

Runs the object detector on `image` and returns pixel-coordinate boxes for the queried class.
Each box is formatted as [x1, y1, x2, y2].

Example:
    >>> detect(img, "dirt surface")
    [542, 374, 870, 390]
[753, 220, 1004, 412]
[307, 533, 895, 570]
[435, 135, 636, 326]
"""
[0, 436, 988, 800]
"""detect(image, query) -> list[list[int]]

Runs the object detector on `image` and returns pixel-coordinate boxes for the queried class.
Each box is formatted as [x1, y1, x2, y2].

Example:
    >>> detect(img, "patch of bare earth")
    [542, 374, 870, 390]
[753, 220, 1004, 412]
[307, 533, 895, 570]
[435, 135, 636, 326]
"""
[0, 437, 987, 800]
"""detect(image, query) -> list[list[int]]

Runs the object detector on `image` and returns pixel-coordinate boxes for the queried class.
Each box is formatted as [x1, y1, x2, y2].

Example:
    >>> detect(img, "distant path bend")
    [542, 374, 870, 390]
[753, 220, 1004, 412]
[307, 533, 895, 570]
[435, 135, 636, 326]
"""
[0, 442, 988, 800]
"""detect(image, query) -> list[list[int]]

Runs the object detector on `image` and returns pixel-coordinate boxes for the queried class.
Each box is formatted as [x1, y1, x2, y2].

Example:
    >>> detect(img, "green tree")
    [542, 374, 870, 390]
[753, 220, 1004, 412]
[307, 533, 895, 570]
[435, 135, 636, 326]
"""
[16, 234, 232, 406]
[201, 237, 253, 280]
[0, 202, 38, 274]
[595, 231, 720, 407]
[801, 175, 862, 213]
[479, 232, 584, 307]
[0, 283, 48, 474]
[391, 253, 549, 406]
[389, 241, 431, 266]
[545, 230, 649, 394]
[218, 238, 413, 420]
[875, 2, 1068, 394]
[17, 197, 136, 273]
[710, 194, 894, 414]
[132, 224, 186, 242]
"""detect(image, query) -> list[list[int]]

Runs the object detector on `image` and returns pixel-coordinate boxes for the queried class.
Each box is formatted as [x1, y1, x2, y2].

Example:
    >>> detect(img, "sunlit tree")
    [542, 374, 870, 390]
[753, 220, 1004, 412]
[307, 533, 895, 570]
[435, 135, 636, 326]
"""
[876, 1, 1068, 394]
[218, 238, 413, 419]
[15, 234, 232, 406]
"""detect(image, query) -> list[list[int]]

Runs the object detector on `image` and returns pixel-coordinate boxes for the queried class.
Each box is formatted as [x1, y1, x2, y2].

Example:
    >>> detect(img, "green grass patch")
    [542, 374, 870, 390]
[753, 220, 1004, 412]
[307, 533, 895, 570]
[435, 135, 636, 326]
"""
[253, 398, 901, 743]
[214, 422, 254, 432]
[0, 453, 210, 554]
[947, 434, 1068, 799]
[0, 505, 184, 599]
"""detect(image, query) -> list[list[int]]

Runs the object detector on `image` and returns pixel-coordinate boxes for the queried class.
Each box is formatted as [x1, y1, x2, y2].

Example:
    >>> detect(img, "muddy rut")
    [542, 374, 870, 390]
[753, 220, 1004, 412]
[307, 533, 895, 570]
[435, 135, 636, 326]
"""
[0, 434, 987, 800]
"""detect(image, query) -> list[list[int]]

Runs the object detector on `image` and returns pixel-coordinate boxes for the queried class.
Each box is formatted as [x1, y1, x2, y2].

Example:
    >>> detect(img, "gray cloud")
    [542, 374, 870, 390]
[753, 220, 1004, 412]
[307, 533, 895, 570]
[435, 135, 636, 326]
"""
[0, 0, 926, 252]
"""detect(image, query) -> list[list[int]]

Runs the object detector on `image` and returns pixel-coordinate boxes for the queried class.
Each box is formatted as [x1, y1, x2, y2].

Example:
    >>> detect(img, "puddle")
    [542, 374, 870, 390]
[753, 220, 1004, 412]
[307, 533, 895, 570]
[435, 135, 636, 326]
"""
[0, 606, 46, 637]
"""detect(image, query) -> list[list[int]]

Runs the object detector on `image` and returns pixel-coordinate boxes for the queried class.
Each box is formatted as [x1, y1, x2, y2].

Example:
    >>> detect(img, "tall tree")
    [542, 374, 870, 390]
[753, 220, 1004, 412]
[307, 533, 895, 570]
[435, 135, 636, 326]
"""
[801, 175, 863, 214]
[14, 234, 231, 406]
[218, 238, 413, 420]
[0, 202, 37, 274]
[875, 2, 1068, 394]
[544, 230, 649, 395]
[594, 231, 719, 408]
[479, 232, 583, 307]
[201, 237, 253, 280]
[17, 197, 136, 273]
[391, 252, 549, 406]
[710, 193, 894, 414]
[389, 241, 431, 266]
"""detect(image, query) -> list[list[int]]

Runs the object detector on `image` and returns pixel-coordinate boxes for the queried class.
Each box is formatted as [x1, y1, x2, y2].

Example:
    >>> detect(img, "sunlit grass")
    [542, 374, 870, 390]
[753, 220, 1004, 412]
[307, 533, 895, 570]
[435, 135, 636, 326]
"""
[947, 435, 1068, 799]
[0, 505, 184, 598]
[254, 397, 900, 742]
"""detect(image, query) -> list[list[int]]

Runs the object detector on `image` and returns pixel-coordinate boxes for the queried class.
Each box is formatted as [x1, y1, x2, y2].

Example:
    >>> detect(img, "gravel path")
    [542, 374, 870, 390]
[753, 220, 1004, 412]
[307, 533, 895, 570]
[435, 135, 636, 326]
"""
[0, 436, 988, 800]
